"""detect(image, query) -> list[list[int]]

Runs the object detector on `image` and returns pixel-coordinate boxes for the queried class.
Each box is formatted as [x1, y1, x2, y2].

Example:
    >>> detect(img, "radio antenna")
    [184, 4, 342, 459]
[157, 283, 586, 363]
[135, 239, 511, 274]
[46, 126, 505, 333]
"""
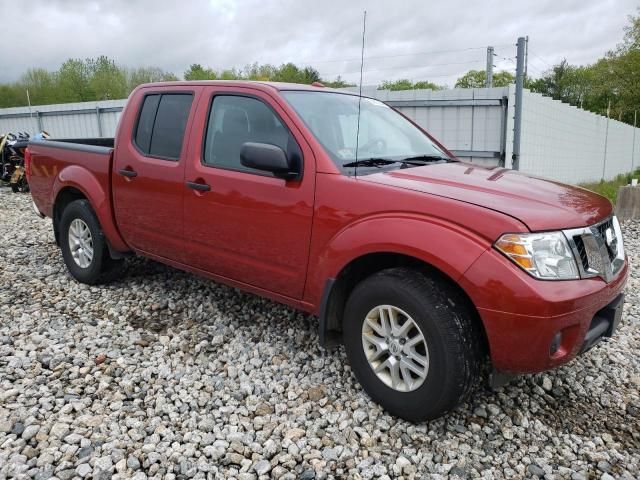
[354, 10, 366, 178]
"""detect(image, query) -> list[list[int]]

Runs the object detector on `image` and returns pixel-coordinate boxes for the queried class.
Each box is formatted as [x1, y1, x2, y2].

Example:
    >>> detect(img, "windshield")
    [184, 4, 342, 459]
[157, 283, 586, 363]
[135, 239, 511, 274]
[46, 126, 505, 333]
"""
[281, 91, 449, 174]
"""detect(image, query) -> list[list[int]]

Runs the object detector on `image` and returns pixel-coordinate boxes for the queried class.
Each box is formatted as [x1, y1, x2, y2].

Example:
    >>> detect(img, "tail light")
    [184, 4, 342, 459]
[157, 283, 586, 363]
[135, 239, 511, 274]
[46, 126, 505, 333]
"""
[25, 147, 32, 181]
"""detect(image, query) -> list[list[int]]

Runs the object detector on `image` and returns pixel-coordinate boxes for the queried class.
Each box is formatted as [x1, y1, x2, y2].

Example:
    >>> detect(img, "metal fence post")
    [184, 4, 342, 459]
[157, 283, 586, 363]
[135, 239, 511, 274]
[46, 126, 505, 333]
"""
[602, 100, 610, 181]
[511, 37, 526, 171]
[35, 111, 43, 133]
[632, 110, 637, 172]
[96, 106, 103, 137]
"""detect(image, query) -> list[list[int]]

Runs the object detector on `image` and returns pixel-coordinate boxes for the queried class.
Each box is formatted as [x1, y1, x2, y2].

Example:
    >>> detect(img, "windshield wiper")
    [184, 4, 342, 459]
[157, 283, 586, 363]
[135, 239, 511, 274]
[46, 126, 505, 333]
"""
[342, 158, 398, 168]
[343, 155, 450, 169]
[399, 154, 450, 164]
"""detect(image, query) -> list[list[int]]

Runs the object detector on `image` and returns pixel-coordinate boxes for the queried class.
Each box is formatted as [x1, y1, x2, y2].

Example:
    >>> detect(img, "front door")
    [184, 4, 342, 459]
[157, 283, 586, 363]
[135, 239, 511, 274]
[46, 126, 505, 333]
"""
[113, 88, 197, 262]
[183, 88, 315, 299]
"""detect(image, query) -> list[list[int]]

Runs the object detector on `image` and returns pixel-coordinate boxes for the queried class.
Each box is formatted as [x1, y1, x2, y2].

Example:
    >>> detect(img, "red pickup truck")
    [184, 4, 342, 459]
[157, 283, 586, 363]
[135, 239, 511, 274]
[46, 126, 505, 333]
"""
[27, 81, 628, 421]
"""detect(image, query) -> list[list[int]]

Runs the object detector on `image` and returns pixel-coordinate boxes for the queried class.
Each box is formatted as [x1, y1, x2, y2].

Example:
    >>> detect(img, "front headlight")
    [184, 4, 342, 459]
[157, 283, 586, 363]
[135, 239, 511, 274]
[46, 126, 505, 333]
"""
[495, 231, 579, 280]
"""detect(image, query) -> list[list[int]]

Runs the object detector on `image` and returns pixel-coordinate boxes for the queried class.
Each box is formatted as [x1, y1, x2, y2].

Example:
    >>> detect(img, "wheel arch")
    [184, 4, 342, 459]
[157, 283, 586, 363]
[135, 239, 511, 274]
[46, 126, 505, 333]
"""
[51, 165, 129, 254]
[318, 251, 489, 360]
[52, 184, 130, 258]
[52, 186, 87, 245]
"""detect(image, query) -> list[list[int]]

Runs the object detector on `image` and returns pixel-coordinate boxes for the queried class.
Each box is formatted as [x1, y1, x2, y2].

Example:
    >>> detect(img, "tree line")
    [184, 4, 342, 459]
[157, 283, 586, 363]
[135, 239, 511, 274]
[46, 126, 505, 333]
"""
[526, 12, 640, 125]
[0, 57, 515, 108]
[0, 56, 179, 107]
[1, 10, 638, 126]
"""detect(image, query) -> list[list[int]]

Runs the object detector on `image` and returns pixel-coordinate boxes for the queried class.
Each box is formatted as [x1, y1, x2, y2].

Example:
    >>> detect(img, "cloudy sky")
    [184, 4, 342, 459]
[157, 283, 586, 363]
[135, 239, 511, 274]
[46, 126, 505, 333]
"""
[1, 0, 637, 86]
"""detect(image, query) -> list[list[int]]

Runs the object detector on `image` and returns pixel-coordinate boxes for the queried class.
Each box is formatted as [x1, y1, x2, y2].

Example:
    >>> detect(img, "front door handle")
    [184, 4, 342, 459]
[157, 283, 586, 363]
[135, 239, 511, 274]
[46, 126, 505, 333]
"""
[118, 168, 138, 178]
[186, 181, 211, 192]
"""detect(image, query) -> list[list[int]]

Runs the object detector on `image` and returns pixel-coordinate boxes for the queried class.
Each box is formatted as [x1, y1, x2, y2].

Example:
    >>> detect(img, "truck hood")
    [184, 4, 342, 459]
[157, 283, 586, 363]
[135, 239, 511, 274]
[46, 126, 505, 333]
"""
[361, 162, 612, 231]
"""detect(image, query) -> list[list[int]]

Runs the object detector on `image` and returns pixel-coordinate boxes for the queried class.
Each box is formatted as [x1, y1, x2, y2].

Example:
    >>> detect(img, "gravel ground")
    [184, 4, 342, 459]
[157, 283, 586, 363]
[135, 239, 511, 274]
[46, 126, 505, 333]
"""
[0, 188, 639, 480]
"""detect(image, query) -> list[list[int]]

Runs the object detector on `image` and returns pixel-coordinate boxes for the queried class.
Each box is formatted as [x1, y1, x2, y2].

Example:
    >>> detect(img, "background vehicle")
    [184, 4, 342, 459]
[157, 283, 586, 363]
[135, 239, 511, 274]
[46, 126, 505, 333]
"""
[1, 131, 48, 192]
[27, 81, 628, 421]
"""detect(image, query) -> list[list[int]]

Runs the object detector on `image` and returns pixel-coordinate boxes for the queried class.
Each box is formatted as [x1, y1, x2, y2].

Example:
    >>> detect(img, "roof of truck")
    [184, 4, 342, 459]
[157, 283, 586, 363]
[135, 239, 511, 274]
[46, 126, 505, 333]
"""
[136, 80, 356, 94]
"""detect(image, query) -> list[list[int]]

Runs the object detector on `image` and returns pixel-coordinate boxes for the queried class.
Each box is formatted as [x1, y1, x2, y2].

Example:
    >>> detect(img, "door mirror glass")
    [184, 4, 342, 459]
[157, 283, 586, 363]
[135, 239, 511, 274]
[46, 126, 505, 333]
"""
[240, 142, 296, 178]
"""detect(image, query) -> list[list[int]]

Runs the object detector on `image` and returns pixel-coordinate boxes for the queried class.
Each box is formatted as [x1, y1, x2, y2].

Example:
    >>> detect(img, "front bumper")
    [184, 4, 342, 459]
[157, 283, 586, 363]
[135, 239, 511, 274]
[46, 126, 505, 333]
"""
[460, 249, 629, 374]
[579, 292, 624, 354]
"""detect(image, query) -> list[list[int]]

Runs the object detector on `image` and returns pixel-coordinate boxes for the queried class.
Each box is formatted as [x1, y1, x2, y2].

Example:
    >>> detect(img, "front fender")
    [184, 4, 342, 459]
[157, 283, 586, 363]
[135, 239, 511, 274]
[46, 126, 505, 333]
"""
[305, 214, 491, 311]
[52, 165, 129, 252]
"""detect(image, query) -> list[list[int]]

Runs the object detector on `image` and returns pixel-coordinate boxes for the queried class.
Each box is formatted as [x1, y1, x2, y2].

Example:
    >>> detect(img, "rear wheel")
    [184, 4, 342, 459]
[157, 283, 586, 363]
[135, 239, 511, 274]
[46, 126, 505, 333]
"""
[59, 199, 125, 284]
[343, 267, 483, 421]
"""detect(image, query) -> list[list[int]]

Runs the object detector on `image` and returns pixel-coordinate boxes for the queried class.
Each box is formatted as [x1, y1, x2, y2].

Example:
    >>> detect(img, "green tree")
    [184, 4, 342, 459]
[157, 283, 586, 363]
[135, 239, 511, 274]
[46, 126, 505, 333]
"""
[243, 63, 276, 80]
[455, 69, 514, 88]
[21, 68, 58, 105]
[127, 67, 178, 91]
[0, 84, 26, 108]
[56, 59, 93, 102]
[88, 56, 127, 100]
[184, 64, 217, 80]
[378, 79, 441, 91]
[322, 76, 355, 88]
[219, 68, 242, 80]
[413, 80, 443, 90]
[270, 63, 315, 83]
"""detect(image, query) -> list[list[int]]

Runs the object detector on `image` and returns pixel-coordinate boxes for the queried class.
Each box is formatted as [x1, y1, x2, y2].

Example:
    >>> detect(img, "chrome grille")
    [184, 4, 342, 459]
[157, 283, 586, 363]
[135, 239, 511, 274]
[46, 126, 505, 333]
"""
[595, 218, 617, 261]
[573, 236, 589, 271]
[564, 216, 625, 283]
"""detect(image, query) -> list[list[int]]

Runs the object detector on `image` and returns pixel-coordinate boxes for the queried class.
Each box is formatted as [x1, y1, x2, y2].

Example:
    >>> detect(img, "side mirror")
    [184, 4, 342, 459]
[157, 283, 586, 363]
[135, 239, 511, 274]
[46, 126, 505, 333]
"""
[240, 142, 297, 179]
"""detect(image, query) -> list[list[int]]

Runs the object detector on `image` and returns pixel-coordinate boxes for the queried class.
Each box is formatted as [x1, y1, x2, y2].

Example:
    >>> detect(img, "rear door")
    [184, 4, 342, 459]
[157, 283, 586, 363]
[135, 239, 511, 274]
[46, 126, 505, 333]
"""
[182, 87, 316, 299]
[113, 87, 198, 262]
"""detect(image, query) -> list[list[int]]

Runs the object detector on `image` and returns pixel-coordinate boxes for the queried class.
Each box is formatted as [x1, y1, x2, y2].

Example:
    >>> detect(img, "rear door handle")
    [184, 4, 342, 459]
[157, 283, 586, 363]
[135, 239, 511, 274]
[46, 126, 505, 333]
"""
[118, 168, 138, 178]
[186, 181, 211, 192]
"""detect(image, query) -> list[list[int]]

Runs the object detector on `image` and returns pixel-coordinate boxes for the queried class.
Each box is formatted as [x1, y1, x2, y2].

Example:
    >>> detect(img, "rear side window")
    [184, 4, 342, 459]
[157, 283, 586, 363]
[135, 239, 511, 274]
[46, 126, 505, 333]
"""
[134, 94, 160, 153]
[134, 93, 193, 160]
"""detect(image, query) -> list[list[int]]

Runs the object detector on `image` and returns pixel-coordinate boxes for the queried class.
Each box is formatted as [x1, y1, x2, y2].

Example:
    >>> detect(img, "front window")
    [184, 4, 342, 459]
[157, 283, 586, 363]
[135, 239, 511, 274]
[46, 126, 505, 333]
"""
[282, 91, 450, 174]
[202, 95, 300, 176]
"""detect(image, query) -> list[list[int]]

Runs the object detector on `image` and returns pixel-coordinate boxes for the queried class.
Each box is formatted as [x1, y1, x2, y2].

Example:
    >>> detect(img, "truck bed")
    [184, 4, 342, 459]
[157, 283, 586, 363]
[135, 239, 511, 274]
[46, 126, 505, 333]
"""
[52, 138, 115, 148]
[28, 138, 115, 219]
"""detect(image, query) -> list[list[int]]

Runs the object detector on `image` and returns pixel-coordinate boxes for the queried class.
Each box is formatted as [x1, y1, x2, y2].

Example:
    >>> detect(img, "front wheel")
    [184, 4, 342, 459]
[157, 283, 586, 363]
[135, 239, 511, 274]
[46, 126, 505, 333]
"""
[343, 268, 483, 421]
[59, 199, 125, 285]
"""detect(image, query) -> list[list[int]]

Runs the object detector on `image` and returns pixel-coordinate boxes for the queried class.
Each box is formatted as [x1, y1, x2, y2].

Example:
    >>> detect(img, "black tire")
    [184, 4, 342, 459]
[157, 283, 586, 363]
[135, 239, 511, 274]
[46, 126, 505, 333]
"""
[59, 199, 125, 285]
[343, 267, 483, 421]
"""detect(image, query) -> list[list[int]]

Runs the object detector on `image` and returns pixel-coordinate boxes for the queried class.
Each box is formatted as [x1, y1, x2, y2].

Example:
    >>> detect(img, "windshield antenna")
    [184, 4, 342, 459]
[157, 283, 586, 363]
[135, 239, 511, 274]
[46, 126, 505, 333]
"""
[354, 10, 367, 178]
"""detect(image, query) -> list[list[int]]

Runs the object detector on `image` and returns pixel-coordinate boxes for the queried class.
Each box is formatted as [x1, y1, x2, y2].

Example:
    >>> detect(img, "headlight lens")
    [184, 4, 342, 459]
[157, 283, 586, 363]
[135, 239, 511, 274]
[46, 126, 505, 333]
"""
[495, 232, 579, 280]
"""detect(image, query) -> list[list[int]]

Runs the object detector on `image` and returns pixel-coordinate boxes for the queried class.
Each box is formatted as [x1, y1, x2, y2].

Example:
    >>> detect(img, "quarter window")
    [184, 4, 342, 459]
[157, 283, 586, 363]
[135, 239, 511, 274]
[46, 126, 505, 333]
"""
[203, 95, 300, 174]
[134, 93, 193, 160]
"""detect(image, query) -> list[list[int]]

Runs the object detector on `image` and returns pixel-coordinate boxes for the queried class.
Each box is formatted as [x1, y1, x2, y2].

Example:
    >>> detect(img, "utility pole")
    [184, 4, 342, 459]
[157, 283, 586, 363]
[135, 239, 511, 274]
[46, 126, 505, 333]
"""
[524, 36, 529, 81]
[486, 46, 494, 88]
[512, 37, 526, 171]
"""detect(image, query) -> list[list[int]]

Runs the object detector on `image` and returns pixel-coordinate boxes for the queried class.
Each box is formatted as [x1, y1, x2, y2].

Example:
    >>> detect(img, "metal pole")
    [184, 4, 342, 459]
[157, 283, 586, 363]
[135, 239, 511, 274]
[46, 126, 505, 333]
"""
[486, 46, 494, 88]
[35, 111, 43, 133]
[632, 110, 637, 172]
[512, 37, 526, 170]
[524, 36, 529, 81]
[96, 106, 103, 137]
[602, 100, 610, 181]
[26, 89, 35, 133]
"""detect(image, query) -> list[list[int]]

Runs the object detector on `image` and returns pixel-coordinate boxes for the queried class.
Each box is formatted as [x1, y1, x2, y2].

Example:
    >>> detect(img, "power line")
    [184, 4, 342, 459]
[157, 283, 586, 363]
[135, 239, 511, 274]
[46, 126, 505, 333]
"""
[528, 50, 553, 69]
[241, 43, 517, 69]
[279, 45, 499, 66]
[319, 59, 483, 77]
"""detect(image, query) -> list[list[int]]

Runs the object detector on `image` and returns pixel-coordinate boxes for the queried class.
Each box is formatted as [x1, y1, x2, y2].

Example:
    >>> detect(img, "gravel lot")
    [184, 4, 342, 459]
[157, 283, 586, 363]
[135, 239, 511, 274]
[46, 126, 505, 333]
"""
[1, 188, 639, 480]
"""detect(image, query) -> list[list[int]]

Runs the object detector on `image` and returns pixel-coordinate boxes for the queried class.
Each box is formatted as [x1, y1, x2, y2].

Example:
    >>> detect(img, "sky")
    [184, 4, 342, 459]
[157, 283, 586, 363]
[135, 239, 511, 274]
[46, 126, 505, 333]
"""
[0, 0, 637, 87]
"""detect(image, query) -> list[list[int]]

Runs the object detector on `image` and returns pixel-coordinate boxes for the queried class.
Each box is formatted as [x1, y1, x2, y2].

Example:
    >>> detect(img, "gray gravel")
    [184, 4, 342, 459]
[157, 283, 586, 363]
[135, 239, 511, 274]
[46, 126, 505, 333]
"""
[1, 188, 639, 479]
